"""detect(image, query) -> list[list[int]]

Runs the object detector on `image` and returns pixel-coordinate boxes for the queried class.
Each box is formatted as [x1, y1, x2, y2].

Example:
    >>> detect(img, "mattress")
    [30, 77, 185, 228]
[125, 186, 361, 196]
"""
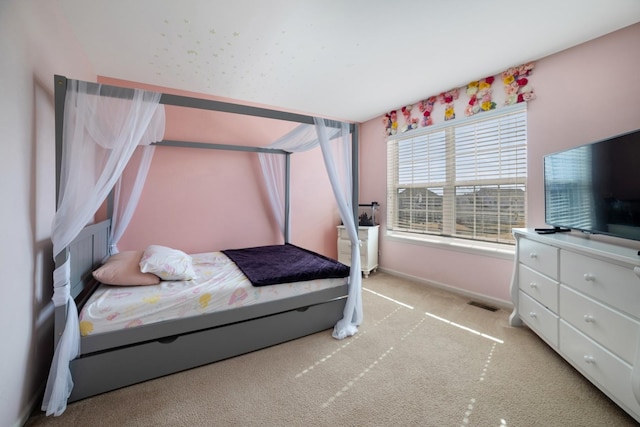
[79, 251, 347, 337]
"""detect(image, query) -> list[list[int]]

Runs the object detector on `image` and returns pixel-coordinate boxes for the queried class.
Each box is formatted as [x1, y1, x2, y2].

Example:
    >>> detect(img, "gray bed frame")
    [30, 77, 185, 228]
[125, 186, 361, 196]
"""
[53, 75, 358, 402]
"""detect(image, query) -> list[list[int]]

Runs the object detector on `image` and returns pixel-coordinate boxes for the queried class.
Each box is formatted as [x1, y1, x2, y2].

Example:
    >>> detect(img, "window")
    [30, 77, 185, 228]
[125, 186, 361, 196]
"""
[387, 105, 527, 245]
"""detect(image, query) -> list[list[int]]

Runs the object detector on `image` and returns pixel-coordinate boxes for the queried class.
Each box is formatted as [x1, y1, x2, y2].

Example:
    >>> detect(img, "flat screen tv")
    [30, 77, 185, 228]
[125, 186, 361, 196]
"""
[544, 128, 640, 241]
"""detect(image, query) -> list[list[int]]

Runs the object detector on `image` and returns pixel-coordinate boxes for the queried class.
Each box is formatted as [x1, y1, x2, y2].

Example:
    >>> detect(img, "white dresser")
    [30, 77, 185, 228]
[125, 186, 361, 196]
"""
[337, 225, 379, 278]
[509, 228, 640, 422]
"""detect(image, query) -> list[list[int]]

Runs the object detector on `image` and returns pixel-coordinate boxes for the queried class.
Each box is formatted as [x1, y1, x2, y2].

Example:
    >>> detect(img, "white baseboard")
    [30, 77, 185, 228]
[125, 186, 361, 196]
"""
[377, 267, 513, 311]
[16, 302, 54, 426]
[15, 382, 44, 427]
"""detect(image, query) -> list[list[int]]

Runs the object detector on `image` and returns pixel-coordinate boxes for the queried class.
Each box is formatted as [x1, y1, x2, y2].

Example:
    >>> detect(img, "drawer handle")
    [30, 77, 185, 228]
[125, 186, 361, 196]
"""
[583, 314, 595, 323]
[529, 252, 538, 259]
[157, 336, 178, 344]
[583, 355, 595, 364]
[529, 282, 538, 289]
[583, 273, 595, 282]
[529, 311, 537, 318]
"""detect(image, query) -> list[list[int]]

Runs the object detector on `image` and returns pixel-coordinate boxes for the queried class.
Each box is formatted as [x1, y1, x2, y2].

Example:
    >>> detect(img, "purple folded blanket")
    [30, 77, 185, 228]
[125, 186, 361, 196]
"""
[222, 243, 350, 287]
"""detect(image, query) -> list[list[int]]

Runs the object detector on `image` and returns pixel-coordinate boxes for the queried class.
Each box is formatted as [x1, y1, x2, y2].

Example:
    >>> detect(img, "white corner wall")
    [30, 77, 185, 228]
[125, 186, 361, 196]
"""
[0, 1, 94, 426]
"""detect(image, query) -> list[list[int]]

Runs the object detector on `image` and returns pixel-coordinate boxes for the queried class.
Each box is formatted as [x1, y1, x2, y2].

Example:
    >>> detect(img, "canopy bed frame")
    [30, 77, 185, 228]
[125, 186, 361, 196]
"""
[45, 75, 363, 415]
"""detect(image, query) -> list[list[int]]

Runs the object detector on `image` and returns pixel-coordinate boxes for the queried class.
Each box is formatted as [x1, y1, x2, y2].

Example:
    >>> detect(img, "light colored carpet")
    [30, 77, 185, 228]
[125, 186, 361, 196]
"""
[26, 272, 638, 426]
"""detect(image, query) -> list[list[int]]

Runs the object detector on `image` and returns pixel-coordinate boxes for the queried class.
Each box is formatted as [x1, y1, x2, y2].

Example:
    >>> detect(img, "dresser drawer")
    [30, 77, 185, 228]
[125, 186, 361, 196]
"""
[338, 239, 352, 265]
[560, 285, 640, 365]
[338, 239, 351, 256]
[519, 264, 559, 312]
[559, 321, 640, 417]
[561, 250, 640, 318]
[337, 239, 369, 267]
[338, 227, 351, 240]
[518, 238, 559, 280]
[337, 226, 378, 276]
[338, 226, 374, 241]
[519, 291, 558, 347]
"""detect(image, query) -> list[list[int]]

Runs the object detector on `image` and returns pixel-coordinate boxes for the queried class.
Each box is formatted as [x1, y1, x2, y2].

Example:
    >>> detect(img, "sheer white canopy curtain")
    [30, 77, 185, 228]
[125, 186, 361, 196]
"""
[259, 119, 363, 340]
[110, 144, 157, 254]
[43, 78, 360, 416]
[43, 80, 165, 416]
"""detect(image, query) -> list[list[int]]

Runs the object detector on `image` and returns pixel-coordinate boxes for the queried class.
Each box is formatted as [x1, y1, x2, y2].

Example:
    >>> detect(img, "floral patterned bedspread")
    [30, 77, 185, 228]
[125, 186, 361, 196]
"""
[79, 251, 346, 337]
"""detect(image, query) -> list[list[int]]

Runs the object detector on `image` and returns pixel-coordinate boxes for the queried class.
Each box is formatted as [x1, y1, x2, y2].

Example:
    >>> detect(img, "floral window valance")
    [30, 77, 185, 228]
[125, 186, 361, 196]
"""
[384, 62, 535, 136]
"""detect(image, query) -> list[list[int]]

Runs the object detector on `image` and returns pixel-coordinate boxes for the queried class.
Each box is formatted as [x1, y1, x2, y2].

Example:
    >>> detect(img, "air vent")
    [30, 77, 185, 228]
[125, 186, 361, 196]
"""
[468, 301, 498, 312]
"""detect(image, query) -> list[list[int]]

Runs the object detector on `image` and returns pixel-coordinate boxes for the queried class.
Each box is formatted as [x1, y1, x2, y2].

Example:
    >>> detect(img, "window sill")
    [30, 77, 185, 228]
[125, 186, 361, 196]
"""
[385, 231, 515, 260]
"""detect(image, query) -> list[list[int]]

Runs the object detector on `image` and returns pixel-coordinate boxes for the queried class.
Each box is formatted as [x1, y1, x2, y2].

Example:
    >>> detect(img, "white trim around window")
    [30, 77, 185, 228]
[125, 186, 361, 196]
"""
[386, 229, 516, 260]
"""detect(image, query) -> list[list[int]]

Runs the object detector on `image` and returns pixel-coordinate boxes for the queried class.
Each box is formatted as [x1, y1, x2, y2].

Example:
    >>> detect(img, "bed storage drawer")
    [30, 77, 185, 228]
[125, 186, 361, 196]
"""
[69, 296, 346, 402]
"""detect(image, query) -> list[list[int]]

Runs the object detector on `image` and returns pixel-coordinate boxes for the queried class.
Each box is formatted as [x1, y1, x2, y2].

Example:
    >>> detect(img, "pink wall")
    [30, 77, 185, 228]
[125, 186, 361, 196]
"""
[359, 23, 640, 303]
[99, 77, 341, 257]
[526, 23, 640, 228]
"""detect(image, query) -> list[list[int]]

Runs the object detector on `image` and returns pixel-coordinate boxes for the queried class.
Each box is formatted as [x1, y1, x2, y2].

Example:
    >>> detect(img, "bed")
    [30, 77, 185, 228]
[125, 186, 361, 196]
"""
[64, 219, 349, 403]
[44, 75, 363, 415]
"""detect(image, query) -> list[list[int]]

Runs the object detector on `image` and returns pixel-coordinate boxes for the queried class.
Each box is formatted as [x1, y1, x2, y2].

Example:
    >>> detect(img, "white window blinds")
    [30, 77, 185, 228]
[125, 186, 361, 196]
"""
[387, 105, 527, 244]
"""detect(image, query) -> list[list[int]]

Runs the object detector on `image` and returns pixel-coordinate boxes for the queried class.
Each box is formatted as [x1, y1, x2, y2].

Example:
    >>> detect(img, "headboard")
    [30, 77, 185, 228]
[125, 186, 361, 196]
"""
[53, 219, 110, 345]
[68, 219, 111, 305]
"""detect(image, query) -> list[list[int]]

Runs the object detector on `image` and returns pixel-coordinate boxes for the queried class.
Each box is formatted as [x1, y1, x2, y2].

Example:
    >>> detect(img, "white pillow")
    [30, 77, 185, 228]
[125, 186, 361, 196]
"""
[139, 245, 197, 281]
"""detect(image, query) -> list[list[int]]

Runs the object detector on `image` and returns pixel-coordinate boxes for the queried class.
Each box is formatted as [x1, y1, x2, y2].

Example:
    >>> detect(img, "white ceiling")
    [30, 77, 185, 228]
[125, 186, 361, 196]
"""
[57, 0, 640, 123]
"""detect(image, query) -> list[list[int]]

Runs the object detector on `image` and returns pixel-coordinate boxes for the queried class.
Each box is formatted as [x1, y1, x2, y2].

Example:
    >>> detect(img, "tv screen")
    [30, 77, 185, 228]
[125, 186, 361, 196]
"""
[544, 128, 640, 241]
